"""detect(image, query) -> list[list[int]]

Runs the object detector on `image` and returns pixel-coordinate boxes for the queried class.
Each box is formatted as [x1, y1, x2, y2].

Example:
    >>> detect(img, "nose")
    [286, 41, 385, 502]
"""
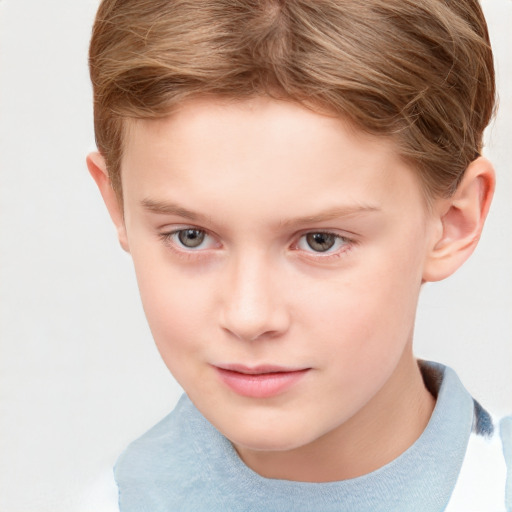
[219, 253, 290, 342]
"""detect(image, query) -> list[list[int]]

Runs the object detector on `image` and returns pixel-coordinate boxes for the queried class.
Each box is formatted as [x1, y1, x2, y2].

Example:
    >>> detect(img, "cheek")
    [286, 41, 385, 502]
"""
[304, 240, 424, 369]
[129, 248, 214, 359]
[135, 270, 216, 393]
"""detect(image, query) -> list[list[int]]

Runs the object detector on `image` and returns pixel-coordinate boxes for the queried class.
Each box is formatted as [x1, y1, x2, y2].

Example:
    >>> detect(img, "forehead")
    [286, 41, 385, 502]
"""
[121, 97, 427, 219]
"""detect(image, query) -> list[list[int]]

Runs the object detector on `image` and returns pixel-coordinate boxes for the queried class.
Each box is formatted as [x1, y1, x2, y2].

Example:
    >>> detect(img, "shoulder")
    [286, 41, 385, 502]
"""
[115, 395, 188, 476]
[113, 394, 231, 512]
[445, 411, 512, 512]
[419, 361, 512, 511]
[114, 394, 204, 510]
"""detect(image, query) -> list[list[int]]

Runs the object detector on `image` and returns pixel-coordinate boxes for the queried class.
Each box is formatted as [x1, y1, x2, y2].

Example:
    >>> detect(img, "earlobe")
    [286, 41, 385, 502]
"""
[422, 157, 495, 282]
[87, 152, 130, 252]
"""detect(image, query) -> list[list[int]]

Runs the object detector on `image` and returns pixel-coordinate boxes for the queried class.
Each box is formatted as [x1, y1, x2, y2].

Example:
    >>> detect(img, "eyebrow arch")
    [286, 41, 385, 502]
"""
[141, 198, 380, 227]
[279, 204, 381, 227]
[141, 198, 208, 222]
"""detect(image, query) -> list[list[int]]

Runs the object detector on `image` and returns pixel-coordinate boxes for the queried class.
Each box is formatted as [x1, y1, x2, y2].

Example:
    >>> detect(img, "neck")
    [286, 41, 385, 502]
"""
[234, 347, 435, 482]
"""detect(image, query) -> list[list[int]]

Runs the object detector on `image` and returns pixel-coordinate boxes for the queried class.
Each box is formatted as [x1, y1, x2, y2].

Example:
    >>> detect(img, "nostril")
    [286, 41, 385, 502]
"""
[220, 303, 290, 342]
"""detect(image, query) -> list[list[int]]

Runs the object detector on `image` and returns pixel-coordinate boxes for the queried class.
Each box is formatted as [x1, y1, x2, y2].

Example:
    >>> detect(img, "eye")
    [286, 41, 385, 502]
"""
[297, 232, 349, 253]
[161, 228, 217, 251]
[177, 228, 206, 248]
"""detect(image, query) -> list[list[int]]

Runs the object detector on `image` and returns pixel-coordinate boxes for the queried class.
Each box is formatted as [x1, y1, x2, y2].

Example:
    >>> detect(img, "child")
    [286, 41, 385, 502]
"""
[87, 0, 511, 510]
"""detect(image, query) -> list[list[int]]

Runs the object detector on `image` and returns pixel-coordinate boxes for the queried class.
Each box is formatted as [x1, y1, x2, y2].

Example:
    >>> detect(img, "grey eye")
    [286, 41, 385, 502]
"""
[177, 229, 206, 248]
[305, 232, 336, 252]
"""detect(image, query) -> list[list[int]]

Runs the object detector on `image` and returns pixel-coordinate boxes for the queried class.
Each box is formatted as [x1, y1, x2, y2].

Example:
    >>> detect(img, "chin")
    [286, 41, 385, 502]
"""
[219, 417, 321, 453]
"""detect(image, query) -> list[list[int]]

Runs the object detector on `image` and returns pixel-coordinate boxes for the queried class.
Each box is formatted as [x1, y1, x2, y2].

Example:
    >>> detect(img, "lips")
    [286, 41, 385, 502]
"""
[213, 364, 310, 398]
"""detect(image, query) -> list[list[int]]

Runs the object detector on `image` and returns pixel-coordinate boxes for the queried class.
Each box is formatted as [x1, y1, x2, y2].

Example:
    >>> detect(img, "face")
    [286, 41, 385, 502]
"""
[118, 97, 437, 455]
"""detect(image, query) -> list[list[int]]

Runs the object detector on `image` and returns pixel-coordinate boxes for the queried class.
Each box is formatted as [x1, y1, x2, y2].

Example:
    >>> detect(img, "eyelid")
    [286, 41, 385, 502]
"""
[159, 225, 221, 252]
[293, 230, 356, 258]
[295, 228, 355, 242]
[157, 225, 357, 262]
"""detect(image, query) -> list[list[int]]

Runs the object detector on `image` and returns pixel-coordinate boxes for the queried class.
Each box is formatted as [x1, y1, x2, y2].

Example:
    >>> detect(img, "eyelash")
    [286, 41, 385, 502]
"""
[158, 228, 219, 260]
[158, 227, 356, 261]
[293, 232, 354, 259]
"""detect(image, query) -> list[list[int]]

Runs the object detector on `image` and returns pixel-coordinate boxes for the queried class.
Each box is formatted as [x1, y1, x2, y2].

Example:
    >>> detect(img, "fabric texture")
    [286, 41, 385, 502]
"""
[501, 417, 512, 511]
[115, 361, 511, 512]
[444, 408, 509, 511]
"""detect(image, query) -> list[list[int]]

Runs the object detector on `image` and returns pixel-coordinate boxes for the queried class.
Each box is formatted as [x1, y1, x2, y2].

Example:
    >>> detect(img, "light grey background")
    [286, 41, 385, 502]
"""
[0, 1, 510, 510]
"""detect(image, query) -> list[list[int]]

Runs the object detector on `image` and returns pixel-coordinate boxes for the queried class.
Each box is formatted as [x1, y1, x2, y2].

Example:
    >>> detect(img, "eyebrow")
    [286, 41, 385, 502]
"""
[142, 198, 380, 227]
[141, 198, 208, 222]
[278, 204, 381, 227]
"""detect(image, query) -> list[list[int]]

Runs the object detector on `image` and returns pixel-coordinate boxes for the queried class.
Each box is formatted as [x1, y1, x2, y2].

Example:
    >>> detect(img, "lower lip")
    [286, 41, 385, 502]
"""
[215, 368, 310, 398]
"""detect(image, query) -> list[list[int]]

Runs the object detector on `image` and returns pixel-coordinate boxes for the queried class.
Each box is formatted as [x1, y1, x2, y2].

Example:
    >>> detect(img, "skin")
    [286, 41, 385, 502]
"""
[88, 97, 494, 482]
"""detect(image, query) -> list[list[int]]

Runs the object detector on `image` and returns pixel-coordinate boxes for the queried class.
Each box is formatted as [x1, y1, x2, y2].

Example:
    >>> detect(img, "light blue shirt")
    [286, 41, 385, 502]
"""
[114, 361, 511, 511]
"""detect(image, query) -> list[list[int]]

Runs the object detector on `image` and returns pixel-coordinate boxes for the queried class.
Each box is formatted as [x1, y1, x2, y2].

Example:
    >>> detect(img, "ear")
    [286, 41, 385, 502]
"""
[87, 152, 130, 252]
[422, 156, 495, 282]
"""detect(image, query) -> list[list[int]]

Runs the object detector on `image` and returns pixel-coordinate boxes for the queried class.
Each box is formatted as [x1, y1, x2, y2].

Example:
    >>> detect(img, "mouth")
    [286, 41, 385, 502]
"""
[213, 364, 311, 398]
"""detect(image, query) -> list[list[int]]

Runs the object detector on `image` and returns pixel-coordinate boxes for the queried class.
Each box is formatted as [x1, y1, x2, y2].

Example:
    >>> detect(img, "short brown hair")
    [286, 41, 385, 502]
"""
[89, 0, 495, 202]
